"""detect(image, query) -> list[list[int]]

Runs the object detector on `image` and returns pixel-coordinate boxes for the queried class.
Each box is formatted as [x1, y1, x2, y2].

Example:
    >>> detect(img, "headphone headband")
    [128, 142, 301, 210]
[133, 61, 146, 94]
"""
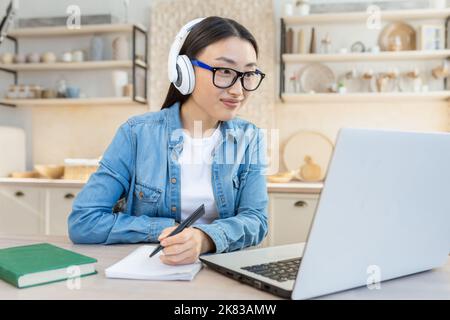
[168, 17, 205, 83]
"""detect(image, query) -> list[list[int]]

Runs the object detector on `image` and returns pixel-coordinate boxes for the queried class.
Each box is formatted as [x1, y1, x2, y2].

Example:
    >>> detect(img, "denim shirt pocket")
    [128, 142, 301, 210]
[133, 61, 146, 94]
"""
[133, 183, 162, 217]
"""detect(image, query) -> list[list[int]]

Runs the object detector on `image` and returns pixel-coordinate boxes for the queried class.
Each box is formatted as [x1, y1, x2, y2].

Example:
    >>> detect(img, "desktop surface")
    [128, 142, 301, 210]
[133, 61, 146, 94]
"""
[0, 234, 448, 300]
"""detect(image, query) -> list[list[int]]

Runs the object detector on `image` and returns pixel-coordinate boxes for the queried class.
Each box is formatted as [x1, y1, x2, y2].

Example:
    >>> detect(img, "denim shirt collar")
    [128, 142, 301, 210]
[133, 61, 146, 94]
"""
[166, 101, 238, 147]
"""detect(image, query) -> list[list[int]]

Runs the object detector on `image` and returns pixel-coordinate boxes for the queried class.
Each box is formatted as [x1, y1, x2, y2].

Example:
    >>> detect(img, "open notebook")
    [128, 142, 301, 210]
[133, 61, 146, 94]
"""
[105, 245, 202, 281]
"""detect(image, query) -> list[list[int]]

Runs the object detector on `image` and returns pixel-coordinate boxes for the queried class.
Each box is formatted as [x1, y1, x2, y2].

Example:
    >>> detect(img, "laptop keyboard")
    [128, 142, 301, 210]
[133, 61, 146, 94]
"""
[241, 258, 301, 282]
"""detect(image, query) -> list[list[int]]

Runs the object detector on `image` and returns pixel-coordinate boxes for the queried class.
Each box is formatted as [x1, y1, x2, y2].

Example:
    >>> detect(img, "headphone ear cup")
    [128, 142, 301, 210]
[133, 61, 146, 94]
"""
[174, 55, 195, 95]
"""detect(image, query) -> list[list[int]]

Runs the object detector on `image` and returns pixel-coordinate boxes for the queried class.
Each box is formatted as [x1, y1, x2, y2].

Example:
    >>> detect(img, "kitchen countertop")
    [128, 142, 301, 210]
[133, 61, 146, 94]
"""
[0, 178, 323, 194]
[0, 178, 86, 188]
[267, 181, 323, 194]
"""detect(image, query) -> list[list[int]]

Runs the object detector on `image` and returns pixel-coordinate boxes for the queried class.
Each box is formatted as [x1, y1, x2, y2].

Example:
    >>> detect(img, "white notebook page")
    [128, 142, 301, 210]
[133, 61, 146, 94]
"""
[105, 245, 202, 281]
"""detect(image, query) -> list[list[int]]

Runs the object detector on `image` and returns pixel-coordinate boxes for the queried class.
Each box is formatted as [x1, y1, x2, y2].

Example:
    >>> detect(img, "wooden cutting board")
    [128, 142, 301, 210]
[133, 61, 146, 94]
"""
[0, 126, 26, 177]
[283, 130, 334, 182]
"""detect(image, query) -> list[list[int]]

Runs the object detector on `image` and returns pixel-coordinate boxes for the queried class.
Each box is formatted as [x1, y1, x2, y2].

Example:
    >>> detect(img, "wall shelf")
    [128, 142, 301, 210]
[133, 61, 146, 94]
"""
[279, 10, 450, 100]
[283, 8, 450, 25]
[0, 97, 147, 107]
[282, 50, 450, 63]
[1, 24, 149, 108]
[0, 60, 138, 71]
[8, 23, 147, 37]
[281, 91, 450, 103]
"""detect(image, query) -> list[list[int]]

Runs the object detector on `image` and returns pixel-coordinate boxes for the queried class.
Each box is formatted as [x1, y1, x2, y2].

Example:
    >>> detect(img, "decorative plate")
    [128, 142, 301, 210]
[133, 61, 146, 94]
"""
[379, 22, 416, 51]
[299, 63, 336, 93]
[283, 130, 334, 182]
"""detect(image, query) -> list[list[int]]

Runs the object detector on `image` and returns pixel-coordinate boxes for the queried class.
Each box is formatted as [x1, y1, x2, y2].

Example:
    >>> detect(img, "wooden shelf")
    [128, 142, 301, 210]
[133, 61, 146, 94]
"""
[283, 50, 450, 63]
[281, 91, 450, 103]
[0, 97, 147, 107]
[0, 60, 136, 71]
[283, 8, 450, 25]
[8, 24, 147, 38]
[0, 178, 87, 188]
[1, 24, 149, 109]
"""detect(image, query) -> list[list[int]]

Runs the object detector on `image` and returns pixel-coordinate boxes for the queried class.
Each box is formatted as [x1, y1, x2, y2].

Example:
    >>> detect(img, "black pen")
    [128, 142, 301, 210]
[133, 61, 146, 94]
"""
[149, 204, 206, 258]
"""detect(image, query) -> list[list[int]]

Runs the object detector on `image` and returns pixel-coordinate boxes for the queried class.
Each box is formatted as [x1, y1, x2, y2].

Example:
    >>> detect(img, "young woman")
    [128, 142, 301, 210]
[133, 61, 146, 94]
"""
[68, 16, 268, 266]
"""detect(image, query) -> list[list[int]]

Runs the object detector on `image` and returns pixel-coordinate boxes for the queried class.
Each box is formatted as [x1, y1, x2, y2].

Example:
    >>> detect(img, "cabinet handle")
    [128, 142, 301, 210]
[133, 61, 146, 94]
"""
[64, 193, 75, 199]
[15, 191, 25, 198]
[294, 200, 308, 208]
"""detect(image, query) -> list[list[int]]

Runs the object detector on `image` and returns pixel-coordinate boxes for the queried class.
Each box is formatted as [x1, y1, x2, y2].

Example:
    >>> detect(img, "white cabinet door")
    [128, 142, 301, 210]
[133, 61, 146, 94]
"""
[46, 188, 81, 236]
[0, 186, 44, 235]
[268, 193, 319, 246]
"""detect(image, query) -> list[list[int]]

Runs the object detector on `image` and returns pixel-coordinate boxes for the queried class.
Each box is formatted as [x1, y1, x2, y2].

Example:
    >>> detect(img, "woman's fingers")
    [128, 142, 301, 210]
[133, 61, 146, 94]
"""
[162, 241, 192, 256]
[160, 248, 197, 265]
[158, 226, 178, 241]
[160, 228, 193, 247]
[157, 228, 203, 265]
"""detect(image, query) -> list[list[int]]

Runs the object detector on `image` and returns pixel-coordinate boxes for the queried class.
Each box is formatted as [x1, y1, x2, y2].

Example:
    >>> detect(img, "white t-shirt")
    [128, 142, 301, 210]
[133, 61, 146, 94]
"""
[178, 124, 222, 224]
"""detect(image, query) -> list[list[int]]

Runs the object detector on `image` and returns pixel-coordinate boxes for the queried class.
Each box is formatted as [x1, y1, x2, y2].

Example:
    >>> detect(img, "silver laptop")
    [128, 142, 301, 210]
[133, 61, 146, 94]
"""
[200, 128, 450, 299]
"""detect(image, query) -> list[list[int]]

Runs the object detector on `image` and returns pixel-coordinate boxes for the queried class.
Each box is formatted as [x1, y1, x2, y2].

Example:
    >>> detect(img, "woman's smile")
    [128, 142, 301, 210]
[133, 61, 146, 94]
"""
[220, 98, 241, 109]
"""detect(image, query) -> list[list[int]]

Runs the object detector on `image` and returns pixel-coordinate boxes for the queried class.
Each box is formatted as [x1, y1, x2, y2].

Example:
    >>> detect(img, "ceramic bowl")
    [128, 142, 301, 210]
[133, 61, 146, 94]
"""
[267, 171, 296, 183]
[10, 171, 40, 179]
[26, 53, 40, 63]
[13, 53, 26, 64]
[41, 52, 57, 63]
[34, 165, 65, 179]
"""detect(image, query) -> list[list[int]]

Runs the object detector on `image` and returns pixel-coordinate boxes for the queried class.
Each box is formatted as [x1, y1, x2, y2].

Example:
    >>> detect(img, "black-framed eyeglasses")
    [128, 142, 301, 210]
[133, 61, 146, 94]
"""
[191, 59, 266, 91]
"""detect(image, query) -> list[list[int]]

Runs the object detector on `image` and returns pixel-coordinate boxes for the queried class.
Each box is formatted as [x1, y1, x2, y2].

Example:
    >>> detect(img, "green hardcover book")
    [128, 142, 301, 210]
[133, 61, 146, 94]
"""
[0, 243, 97, 289]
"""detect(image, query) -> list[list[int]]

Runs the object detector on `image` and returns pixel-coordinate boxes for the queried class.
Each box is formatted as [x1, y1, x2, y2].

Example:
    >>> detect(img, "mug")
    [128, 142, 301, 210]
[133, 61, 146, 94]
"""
[66, 87, 81, 98]
[370, 45, 380, 54]
[112, 71, 128, 97]
[61, 52, 73, 63]
[72, 50, 85, 62]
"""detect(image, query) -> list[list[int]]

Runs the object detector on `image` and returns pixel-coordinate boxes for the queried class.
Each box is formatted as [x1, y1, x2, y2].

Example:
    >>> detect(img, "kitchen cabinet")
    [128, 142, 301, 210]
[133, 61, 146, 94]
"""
[0, 185, 80, 237]
[46, 188, 81, 236]
[265, 193, 319, 246]
[0, 186, 44, 235]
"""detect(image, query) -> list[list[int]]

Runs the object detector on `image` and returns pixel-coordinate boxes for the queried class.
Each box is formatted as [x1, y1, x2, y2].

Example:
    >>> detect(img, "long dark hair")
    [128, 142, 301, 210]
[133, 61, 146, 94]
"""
[161, 16, 259, 110]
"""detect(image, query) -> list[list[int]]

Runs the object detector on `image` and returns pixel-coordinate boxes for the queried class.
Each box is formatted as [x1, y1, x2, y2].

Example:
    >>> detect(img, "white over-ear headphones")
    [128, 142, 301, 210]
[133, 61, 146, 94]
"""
[168, 17, 205, 95]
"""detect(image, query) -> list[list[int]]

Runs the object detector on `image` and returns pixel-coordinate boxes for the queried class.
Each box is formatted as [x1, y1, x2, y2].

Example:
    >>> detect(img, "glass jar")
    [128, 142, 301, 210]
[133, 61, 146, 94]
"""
[295, 0, 310, 16]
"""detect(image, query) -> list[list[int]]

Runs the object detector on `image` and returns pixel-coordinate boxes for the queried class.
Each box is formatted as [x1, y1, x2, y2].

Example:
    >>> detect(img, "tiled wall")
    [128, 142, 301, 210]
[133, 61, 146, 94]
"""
[149, 0, 276, 130]
[31, 104, 148, 165]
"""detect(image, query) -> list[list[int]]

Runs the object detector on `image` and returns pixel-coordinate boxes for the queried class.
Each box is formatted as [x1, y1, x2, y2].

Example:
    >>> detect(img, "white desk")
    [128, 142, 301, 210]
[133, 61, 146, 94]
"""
[0, 235, 448, 300]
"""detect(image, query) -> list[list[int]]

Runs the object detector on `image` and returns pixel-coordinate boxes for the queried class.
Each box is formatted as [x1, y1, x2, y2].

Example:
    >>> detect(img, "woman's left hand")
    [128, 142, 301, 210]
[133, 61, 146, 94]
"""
[158, 227, 215, 265]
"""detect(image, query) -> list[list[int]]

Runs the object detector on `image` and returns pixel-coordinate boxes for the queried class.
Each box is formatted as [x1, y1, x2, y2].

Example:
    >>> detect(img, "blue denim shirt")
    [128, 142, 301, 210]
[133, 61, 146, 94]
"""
[68, 101, 268, 253]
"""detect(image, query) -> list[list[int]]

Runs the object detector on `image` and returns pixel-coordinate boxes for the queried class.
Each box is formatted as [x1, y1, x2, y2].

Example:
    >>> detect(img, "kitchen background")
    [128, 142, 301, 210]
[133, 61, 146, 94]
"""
[1, 0, 449, 243]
